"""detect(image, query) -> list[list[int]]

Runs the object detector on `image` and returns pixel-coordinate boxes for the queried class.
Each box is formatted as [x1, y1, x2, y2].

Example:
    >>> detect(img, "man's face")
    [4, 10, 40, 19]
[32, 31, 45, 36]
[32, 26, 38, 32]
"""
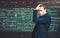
[37, 7, 46, 16]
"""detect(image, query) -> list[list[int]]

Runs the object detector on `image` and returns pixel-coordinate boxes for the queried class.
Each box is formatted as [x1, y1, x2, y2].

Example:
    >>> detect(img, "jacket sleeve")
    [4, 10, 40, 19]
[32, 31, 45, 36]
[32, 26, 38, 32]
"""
[33, 10, 50, 23]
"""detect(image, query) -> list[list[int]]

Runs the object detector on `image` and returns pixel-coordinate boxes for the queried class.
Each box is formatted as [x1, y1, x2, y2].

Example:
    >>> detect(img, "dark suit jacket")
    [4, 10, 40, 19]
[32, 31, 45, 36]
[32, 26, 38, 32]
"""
[33, 10, 51, 31]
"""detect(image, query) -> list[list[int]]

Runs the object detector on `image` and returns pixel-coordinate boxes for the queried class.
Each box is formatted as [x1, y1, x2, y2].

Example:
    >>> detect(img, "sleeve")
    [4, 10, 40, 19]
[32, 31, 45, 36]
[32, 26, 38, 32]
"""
[33, 10, 50, 23]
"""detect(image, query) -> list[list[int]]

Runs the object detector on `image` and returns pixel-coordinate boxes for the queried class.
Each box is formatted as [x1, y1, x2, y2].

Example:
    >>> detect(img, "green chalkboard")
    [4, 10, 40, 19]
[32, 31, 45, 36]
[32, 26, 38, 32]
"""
[0, 8, 59, 32]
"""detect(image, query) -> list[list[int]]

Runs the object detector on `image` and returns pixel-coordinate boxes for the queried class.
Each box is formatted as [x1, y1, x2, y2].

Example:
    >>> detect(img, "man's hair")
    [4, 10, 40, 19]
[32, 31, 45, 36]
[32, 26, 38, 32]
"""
[39, 3, 46, 9]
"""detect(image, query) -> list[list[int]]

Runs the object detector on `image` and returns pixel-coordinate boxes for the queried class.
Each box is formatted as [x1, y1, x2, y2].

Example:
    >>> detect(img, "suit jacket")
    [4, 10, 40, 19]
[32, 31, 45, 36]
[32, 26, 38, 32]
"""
[33, 10, 51, 31]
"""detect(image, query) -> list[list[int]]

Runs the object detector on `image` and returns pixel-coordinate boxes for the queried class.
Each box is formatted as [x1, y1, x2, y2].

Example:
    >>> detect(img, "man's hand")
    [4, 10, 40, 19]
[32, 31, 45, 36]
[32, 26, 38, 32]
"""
[35, 4, 41, 10]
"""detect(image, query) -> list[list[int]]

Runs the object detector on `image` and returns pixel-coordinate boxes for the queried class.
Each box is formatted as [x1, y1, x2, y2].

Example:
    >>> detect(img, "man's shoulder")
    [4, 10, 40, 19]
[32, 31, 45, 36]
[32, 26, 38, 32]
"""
[44, 13, 51, 18]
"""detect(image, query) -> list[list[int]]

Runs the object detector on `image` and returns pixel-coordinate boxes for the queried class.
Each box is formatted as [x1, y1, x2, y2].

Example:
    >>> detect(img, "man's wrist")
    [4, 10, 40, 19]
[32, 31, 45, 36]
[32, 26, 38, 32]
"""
[35, 8, 38, 10]
[34, 9, 38, 10]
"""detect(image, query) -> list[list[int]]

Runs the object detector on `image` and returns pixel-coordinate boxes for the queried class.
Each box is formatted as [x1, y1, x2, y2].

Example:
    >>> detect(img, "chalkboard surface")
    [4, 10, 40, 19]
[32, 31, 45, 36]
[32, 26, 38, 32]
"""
[0, 8, 59, 32]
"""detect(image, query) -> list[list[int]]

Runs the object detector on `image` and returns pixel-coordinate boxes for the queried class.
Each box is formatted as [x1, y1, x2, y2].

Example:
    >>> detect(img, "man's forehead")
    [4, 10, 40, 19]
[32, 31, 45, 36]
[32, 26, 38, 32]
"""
[39, 7, 44, 9]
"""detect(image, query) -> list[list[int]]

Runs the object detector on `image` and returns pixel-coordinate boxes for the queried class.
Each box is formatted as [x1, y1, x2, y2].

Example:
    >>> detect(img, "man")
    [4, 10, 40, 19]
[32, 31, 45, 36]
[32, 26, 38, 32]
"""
[31, 3, 51, 38]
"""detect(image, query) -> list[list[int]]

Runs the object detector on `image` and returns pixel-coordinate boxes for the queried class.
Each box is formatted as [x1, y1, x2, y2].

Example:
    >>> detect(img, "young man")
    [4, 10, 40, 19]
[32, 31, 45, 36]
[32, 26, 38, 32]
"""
[31, 4, 51, 38]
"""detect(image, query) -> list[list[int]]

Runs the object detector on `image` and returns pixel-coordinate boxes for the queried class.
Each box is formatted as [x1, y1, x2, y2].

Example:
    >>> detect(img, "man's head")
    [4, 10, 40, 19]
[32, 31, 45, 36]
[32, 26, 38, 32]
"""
[37, 3, 47, 16]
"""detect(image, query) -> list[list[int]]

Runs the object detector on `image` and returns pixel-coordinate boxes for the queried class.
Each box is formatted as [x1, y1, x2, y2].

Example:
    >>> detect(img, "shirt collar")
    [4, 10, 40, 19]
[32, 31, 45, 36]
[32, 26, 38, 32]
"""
[43, 11, 47, 15]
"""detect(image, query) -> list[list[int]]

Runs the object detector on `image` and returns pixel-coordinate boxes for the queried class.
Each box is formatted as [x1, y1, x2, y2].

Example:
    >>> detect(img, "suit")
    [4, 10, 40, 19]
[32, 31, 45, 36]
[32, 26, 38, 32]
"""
[31, 10, 51, 38]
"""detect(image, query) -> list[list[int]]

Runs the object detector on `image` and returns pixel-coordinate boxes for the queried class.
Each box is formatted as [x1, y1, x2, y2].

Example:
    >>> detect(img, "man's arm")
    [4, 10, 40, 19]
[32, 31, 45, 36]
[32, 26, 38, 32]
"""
[33, 10, 50, 23]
